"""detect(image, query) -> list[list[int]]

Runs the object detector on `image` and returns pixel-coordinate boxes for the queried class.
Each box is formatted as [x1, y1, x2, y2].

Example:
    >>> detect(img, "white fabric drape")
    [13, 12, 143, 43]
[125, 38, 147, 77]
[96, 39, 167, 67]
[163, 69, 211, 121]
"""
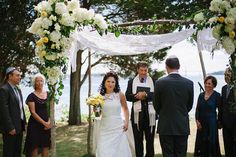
[68, 28, 221, 72]
[69, 29, 195, 72]
[197, 28, 217, 52]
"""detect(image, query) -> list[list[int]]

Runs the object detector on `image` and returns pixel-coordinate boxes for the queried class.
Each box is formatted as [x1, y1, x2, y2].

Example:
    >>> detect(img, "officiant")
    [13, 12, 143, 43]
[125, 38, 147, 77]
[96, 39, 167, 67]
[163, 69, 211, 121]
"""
[125, 61, 156, 157]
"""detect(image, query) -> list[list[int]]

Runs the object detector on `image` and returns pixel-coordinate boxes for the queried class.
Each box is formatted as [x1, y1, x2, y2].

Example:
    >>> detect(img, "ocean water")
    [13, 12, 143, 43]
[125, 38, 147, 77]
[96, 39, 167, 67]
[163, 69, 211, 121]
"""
[21, 73, 225, 120]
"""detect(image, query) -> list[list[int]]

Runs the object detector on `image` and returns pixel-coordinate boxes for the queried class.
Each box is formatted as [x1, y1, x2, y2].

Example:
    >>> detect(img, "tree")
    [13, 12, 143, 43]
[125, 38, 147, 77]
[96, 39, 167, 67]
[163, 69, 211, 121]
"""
[68, 0, 212, 125]
[0, 0, 40, 84]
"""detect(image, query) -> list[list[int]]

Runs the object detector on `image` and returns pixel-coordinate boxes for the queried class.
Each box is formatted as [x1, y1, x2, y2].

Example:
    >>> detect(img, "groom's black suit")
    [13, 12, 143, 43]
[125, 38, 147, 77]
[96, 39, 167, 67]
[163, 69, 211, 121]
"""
[0, 82, 26, 157]
[126, 78, 156, 157]
[220, 85, 236, 157]
[153, 73, 193, 157]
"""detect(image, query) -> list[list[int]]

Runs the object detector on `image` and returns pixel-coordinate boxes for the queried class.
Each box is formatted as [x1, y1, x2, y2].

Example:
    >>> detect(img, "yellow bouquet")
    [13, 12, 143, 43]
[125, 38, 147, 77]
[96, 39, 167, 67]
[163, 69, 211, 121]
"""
[86, 94, 105, 117]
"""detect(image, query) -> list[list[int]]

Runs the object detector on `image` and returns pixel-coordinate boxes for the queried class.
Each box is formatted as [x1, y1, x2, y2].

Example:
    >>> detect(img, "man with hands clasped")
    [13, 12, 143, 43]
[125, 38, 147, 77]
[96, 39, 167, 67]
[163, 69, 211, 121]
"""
[126, 61, 156, 157]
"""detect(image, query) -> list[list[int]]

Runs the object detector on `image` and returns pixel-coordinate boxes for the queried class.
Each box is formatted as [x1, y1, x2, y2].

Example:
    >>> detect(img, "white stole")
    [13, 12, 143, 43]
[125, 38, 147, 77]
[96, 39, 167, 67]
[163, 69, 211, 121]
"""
[132, 75, 155, 131]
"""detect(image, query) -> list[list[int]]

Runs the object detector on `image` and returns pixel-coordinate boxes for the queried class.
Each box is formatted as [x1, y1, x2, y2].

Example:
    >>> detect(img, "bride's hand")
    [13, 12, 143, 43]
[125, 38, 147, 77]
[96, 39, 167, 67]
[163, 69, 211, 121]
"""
[123, 122, 128, 132]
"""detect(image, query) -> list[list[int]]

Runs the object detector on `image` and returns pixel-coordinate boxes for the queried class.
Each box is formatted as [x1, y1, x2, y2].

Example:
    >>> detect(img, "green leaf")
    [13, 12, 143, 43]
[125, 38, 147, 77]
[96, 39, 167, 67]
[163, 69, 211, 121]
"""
[115, 30, 121, 37]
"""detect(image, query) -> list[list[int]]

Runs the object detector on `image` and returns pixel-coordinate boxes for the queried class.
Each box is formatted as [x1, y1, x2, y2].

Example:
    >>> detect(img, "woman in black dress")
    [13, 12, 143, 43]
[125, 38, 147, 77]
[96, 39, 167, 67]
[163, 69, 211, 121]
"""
[24, 73, 51, 157]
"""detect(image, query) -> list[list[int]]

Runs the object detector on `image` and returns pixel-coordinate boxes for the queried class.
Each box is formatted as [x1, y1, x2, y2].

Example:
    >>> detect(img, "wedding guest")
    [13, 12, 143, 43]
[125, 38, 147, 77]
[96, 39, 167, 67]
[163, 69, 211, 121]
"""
[125, 61, 156, 157]
[220, 68, 236, 157]
[0, 67, 26, 157]
[195, 75, 221, 157]
[96, 71, 131, 157]
[24, 73, 51, 157]
[153, 56, 194, 157]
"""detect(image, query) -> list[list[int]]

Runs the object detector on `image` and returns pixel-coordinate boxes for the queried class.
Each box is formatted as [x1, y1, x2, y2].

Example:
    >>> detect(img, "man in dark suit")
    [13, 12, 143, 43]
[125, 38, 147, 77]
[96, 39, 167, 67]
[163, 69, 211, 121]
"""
[0, 67, 26, 157]
[220, 68, 236, 157]
[153, 56, 194, 157]
[126, 61, 156, 157]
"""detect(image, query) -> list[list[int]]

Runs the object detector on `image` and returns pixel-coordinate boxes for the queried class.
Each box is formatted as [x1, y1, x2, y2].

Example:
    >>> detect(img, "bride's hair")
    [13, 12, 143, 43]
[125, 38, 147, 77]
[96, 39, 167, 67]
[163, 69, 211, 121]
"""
[99, 71, 120, 95]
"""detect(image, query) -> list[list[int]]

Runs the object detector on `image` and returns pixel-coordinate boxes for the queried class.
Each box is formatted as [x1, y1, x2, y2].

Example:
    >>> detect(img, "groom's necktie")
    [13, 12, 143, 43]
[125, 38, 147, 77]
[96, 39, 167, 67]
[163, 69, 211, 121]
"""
[14, 87, 24, 120]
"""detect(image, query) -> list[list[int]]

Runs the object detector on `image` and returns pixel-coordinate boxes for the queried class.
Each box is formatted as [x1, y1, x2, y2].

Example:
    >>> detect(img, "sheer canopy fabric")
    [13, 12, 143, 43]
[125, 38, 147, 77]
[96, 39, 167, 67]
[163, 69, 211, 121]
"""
[69, 28, 218, 72]
[197, 28, 217, 52]
[69, 29, 195, 72]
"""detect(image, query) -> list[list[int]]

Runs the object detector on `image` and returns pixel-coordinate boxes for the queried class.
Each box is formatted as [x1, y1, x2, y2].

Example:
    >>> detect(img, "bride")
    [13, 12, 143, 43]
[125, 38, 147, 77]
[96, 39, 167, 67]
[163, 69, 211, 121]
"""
[96, 71, 132, 157]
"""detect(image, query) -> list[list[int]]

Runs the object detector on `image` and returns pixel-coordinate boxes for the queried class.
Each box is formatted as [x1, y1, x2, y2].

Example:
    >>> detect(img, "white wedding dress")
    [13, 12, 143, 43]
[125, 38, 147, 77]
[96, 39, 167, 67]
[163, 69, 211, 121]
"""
[96, 92, 132, 157]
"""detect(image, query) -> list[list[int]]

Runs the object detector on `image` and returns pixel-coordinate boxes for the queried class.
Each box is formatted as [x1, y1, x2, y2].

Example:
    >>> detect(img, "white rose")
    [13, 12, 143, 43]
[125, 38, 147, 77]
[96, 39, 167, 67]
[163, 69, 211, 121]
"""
[49, 15, 57, 22]
[45, 54, 57, 61]
[222, 36, 235, 55]
[209, 0, 223, 13]
[224, 24, 235, 33]
[232, 0, 236, 7]
[94, 14, 108, 30]
[226, 8, 236, 20]
[73, 8, 88, 22]
[43, 30, 50, 35]
[48, 0, 57, 5]
[54, 23, 61, 32]
[59, 13, 75, 27]
[36, 29, 44, 37]
[60, 36, 72, 51]
[55, 2, 68, 15]
[193, 12, 205, 23]
[86, 9, 95, 21]
[27, 18, 43, 34]
[35, 1, 52, 13]
[49, 31, 61, 42]
[208, 16, 218, 23]
[220, 1, 231, 12]
[67, 0, 80, 12]
[35, 45, 44, 55]
[55, 42, 61, 50]
[46, 67, 61, 85]
[212, 24, 222, 40]
[225, 17, 235, 25]
[41, 18, 53, 29]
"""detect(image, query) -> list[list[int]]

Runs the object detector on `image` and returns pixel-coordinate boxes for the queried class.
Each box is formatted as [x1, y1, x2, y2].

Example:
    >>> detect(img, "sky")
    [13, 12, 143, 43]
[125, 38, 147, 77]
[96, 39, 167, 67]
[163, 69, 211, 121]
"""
[153, 39, 229, 76]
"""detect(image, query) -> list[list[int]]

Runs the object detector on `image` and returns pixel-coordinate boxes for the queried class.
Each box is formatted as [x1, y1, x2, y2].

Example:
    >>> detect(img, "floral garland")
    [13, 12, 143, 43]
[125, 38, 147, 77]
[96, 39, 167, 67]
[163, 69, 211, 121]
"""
[194, 0, 236, 113]
[27, 0, 107, 100]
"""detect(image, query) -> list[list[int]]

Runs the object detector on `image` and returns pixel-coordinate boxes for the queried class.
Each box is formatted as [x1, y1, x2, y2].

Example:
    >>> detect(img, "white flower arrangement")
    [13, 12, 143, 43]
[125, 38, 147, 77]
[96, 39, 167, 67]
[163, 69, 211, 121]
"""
[194, 0, 236, 113]
[27, 0, 108, 88]
[193, 0, 236, 55]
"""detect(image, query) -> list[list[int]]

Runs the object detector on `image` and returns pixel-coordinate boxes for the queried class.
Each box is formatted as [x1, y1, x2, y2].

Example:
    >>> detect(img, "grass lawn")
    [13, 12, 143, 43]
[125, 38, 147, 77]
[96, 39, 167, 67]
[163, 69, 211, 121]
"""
[0, 123, 223, 157]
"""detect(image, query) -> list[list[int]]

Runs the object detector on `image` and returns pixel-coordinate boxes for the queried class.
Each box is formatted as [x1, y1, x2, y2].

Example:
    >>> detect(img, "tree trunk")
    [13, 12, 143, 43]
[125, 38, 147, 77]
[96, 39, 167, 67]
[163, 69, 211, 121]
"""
[69, 51, 82, 125]
[50, 87, 56, 157]
[87, 50, 93, 155]
[230, 53, 236, 113]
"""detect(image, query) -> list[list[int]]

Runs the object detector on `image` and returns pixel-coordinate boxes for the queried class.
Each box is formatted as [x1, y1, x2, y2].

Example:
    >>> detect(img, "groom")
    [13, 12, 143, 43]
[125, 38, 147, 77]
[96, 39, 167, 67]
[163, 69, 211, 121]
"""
[153, 56, 194, 157]
[126, 61, 156, 157]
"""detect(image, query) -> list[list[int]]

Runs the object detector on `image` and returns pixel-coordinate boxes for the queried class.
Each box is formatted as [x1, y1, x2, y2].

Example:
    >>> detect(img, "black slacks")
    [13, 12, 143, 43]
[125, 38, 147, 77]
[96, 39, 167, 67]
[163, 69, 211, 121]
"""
[159, 135, 188, 157]
[223, 127, 236, 157]
[132, 120, 155, 157]
[2, 132, 23, 157]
